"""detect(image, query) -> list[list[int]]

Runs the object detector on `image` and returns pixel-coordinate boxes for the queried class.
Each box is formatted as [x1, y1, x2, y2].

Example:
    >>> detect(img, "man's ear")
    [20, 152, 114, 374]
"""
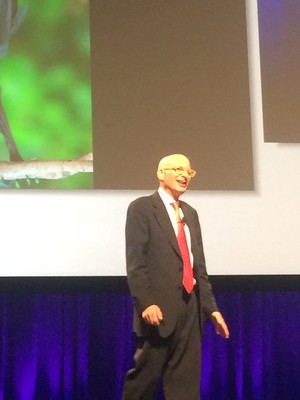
[157, 169, 164, 180]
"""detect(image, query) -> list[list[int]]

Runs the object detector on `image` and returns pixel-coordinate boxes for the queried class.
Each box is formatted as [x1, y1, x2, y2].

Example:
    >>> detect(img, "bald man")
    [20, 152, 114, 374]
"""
[123, 154, 229, 400]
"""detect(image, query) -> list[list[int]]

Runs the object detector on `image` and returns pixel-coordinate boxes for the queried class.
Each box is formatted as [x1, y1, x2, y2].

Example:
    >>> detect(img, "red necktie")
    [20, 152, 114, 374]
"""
[172, 202, 194, 294]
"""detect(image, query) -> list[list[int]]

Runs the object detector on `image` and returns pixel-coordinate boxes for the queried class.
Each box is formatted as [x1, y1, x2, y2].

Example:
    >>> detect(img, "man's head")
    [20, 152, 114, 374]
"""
[157, 154, 196, 200]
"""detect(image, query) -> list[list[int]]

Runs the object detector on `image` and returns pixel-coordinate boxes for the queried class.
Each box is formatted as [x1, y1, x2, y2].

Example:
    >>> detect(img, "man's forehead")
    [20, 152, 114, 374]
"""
[162, 155, 190, 167]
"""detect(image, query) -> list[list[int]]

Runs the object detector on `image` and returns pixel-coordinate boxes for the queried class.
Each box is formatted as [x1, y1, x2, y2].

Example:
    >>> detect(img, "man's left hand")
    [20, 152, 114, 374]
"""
[210, 311, 230, 339]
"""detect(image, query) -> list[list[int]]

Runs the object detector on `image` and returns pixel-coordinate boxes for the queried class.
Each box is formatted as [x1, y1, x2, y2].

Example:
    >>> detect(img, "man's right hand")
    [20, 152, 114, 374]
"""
[142, 305, 163, 325]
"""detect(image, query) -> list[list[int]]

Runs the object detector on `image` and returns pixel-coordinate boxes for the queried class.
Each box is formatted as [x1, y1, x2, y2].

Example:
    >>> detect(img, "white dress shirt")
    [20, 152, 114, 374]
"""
[158, 187, 194, 267]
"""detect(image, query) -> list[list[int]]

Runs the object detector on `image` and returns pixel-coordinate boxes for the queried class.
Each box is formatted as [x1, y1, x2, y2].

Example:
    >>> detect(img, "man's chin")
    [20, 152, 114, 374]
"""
[178, 182, 188, 190]
[176, 186, 187, 195]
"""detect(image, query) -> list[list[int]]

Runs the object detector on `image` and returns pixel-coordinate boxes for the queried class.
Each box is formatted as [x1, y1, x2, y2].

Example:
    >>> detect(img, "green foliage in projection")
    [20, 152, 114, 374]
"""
[0, 0, 93, 189]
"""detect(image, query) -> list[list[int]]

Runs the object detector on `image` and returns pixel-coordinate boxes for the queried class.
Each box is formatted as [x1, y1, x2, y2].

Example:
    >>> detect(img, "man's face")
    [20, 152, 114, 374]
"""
[159, 155, 193, 200]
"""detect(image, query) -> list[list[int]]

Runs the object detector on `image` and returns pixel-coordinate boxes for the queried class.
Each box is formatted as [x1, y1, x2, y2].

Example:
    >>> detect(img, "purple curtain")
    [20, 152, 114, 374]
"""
[0, 278, 299, 400]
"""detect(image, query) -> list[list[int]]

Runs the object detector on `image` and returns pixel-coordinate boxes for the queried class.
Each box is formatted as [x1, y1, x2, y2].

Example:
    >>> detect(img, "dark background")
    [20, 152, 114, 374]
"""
[91, 0, 253, 190]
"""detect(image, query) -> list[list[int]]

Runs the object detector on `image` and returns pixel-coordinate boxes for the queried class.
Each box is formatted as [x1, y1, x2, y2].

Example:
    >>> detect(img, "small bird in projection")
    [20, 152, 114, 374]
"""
[0, 0, 28, 58]
[0, 88, 22, 161]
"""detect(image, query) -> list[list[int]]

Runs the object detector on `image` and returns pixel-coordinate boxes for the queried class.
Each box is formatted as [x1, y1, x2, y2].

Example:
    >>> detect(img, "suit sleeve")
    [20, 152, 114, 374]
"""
[125, 199, 156, 315]
[193, 209, 219, 319]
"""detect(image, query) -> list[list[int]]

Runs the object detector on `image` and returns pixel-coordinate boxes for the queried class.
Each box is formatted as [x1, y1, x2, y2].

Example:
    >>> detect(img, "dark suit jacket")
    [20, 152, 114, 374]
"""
[126, 191, 218, 338]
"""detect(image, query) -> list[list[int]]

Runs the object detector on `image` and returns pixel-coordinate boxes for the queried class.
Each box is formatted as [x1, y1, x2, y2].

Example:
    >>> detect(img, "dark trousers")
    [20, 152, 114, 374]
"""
[122, 291, 201, 400]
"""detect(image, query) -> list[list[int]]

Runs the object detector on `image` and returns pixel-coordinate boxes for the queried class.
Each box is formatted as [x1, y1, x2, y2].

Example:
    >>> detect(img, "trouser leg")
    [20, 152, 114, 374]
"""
[123, 292, 202, 400]
[122, 331, 168, 400]
[163, 291, 202, 400]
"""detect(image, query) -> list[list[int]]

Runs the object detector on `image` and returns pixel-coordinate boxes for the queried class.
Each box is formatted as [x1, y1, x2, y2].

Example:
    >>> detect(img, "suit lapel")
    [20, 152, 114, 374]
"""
[151, 192, 181, 256]
[181, 201, 193, 230]
[181, 202, 199, 262]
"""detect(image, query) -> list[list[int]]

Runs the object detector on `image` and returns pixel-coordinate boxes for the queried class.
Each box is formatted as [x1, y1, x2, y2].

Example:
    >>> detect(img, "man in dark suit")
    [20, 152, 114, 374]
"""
[123, 154, 229, 400]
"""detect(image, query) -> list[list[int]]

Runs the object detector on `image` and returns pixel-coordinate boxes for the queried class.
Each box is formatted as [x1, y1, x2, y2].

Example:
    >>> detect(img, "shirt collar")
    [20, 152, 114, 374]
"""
[158, 187, 176, 206]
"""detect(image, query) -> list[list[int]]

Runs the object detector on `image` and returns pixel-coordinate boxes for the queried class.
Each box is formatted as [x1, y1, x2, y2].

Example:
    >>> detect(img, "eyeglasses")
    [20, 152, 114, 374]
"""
[162, 167, 196, 178]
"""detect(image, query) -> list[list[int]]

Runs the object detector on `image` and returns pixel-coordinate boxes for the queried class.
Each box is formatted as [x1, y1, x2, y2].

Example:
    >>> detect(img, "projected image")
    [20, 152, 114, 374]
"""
[0, 0, 92, 189]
